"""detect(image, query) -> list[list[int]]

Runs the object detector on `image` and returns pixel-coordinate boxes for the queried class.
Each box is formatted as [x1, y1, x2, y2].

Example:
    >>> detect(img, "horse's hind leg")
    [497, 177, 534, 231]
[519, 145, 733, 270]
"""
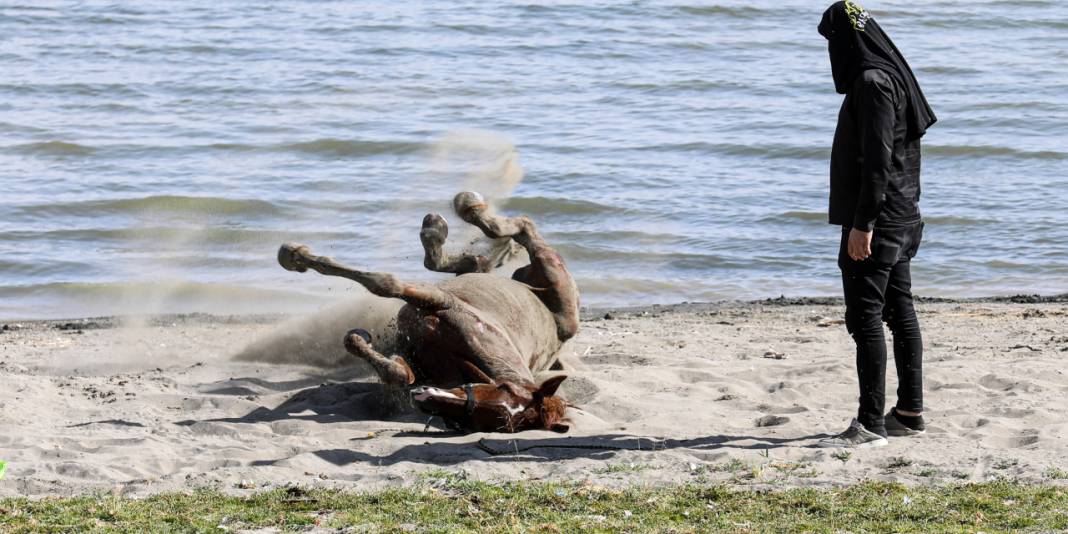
[344, 329, 415, 386]
[420, 213, 521, 275]
[452, 192, 580, 341]
[279, 243, 454, 310]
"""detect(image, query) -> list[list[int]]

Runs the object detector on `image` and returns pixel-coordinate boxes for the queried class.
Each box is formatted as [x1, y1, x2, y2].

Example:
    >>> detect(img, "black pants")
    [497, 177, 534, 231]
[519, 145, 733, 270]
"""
[838, 222, 924, 435]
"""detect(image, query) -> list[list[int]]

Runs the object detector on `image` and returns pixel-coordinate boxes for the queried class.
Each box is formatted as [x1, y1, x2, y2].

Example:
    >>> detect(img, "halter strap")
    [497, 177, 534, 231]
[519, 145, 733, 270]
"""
[441, 383, 478, 433]
[463, 383, 476, 417]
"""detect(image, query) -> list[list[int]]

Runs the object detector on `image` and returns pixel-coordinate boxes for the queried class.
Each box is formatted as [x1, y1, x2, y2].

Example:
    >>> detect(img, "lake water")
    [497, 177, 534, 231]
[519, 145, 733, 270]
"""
[2, 0, 1066, 319]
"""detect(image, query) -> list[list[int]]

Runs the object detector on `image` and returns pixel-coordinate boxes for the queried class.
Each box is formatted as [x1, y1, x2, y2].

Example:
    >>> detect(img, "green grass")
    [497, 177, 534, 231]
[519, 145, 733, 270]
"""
[831, 450, 852, 462]
[1045, 467, 1068, 480]
[886, 456, 914, 469]
[916, 468, 939, 478]
[2, 481, 1067, 533]
[591, 462, 658, 475]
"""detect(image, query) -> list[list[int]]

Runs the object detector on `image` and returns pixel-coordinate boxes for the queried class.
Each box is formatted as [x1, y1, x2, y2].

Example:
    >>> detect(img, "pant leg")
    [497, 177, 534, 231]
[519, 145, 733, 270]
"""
[884, 226, 924, 413]
[839, 228, 894, 435]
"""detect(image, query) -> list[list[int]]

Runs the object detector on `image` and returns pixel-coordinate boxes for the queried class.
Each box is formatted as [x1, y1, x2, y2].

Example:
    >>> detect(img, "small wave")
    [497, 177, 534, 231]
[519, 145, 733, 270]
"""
[959, 101, 1065, 112]
[765, 211, 826, 224]
[315, 24, 407, 34]
[11, 196, 284, 220]
[0, 258, 95, 278]
[0, 82, 146, 98]
[4, 141, 95, 156]
[556, 243, 748, 270]
[610, 79, 728, 93]
[918, 65, 984, 76]
[95, 195, 283, 216]
[432, 23, 498, 35]
[922, 215, 998, 226]
[676, 5, 767, 18]
[985, 0, 1053, 5]
[502, 196, 621, 216]
[275, 138, 423, 157]
[0, 227, 361, 246]
[911, 13, 1068, 31]
[6, 138, 422, 160]
[633, 141, 828, 160]
[767, 211, 999, 227]
[925, 144, 1066, 160]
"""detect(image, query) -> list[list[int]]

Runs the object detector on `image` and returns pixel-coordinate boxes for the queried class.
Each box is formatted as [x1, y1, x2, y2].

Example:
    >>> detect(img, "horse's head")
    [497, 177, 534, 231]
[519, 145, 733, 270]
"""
[410, 375, 569, 433]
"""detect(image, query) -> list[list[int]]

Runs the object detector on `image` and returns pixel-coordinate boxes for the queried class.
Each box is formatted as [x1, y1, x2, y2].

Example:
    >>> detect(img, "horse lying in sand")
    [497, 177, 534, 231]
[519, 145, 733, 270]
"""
[278, 191, 579, 433]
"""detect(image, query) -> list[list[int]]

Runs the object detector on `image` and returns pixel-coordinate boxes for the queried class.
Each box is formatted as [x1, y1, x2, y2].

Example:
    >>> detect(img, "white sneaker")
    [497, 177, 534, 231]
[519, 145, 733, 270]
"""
[817, 419, 888, 448]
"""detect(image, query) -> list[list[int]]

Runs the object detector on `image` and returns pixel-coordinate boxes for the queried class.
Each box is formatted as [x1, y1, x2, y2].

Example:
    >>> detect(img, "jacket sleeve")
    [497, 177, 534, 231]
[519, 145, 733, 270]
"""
[852, 72, 899, 232]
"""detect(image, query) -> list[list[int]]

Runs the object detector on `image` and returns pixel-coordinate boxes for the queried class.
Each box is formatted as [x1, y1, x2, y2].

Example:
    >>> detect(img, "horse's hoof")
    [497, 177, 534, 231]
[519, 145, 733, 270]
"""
[344, 328, 373, 352]
[278, 243, 310, 272]
[453, 191, 486, 221]
[420, 213, 449, 245]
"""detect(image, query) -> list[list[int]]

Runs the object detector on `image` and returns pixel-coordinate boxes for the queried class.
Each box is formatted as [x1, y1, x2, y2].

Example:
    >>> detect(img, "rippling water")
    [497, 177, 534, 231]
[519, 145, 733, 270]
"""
[2, 1, 1066, 319]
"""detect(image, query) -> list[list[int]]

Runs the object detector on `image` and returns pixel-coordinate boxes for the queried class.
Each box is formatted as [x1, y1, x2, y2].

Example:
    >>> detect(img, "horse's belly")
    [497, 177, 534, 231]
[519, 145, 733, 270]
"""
[439, 274, 560, 372]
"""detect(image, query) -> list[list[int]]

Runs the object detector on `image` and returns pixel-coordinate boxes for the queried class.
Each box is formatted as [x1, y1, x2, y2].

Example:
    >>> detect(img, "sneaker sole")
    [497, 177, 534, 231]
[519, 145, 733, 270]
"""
[815, 437, 888, 449]
[886, 429, 925, 437]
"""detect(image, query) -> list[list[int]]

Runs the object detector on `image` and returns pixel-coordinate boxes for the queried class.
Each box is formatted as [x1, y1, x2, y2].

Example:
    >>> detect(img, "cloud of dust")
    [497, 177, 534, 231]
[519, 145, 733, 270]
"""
[112, 218, 207, 361]
[231, 295, 403, 369]
[229, 129, 528, 369]
[428, 129, 524, 205]
[427, 129, 528, 267]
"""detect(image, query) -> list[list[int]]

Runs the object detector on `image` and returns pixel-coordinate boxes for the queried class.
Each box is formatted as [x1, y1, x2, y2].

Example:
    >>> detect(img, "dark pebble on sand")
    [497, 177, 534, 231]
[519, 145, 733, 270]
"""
[603, 312, 615, 320]
[755, 415, 790, 427]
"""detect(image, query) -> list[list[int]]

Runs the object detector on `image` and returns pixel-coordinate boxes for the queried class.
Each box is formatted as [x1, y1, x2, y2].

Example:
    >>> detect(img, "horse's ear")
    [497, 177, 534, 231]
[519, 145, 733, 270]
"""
[534, 375, 567, 399]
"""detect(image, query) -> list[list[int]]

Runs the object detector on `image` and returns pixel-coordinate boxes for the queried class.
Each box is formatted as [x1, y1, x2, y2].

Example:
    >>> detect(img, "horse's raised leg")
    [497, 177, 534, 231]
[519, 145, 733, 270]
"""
[344, 329, 415, 386]
[278, 243, 453, 310]
[420, 213, 521, 275]
[420, 213, 491, 274]
[452, 192, 580, 341]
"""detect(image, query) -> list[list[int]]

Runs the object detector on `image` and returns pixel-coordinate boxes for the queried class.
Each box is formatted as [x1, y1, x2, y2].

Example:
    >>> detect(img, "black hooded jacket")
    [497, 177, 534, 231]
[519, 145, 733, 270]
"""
[829, 69, 921, 231]
[820, 1, 935, 232]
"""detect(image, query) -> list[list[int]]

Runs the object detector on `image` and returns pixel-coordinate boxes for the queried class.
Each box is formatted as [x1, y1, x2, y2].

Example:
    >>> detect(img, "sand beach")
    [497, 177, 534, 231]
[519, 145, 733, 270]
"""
[2, 296, 1065, 498]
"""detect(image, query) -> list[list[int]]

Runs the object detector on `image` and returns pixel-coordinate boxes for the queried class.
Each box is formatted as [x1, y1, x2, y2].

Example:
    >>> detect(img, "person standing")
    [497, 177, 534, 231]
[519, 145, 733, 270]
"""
[815, 1, 937, 448]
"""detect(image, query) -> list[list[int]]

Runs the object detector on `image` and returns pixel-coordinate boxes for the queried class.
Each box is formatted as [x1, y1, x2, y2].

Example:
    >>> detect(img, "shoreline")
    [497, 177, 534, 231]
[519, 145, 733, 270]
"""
[2, 292, 1066, 325]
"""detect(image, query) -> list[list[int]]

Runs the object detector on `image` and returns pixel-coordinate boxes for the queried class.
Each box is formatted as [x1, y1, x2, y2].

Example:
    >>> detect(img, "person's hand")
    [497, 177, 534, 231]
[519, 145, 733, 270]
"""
[848, 228, 873, 261]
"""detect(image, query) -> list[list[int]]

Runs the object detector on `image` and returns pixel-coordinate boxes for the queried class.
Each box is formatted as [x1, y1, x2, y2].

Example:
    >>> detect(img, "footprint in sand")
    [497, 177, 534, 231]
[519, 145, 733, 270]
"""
[981, 432, 1040, 449]
[756, 403, 809, 415]
[986, 406, 1035, 418]
[765, 381, 792, 393]
[978, 373, 1042, 393]
[557, 375, 599, 405]
[676, 370, 723, 384]
[582, 352, 652, 367]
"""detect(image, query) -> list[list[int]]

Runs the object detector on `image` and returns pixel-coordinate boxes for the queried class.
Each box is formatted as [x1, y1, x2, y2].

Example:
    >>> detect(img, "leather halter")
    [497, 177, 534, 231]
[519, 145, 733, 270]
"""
[442, 383, 478, 432]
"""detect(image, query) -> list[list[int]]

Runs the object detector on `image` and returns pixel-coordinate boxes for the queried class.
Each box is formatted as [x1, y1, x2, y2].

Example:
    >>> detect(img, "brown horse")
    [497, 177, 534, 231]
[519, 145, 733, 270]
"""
[277, 191, 579, 433]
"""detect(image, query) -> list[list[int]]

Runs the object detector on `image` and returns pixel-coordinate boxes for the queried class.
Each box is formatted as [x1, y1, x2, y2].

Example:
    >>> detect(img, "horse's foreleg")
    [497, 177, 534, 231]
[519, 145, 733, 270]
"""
[420, 213, 493, 274]
[278, 243, 453, 310]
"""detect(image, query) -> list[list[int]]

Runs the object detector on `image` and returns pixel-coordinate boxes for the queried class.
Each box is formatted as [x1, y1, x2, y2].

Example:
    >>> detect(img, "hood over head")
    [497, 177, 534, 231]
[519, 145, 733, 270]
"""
[819, 1, 937, 140]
